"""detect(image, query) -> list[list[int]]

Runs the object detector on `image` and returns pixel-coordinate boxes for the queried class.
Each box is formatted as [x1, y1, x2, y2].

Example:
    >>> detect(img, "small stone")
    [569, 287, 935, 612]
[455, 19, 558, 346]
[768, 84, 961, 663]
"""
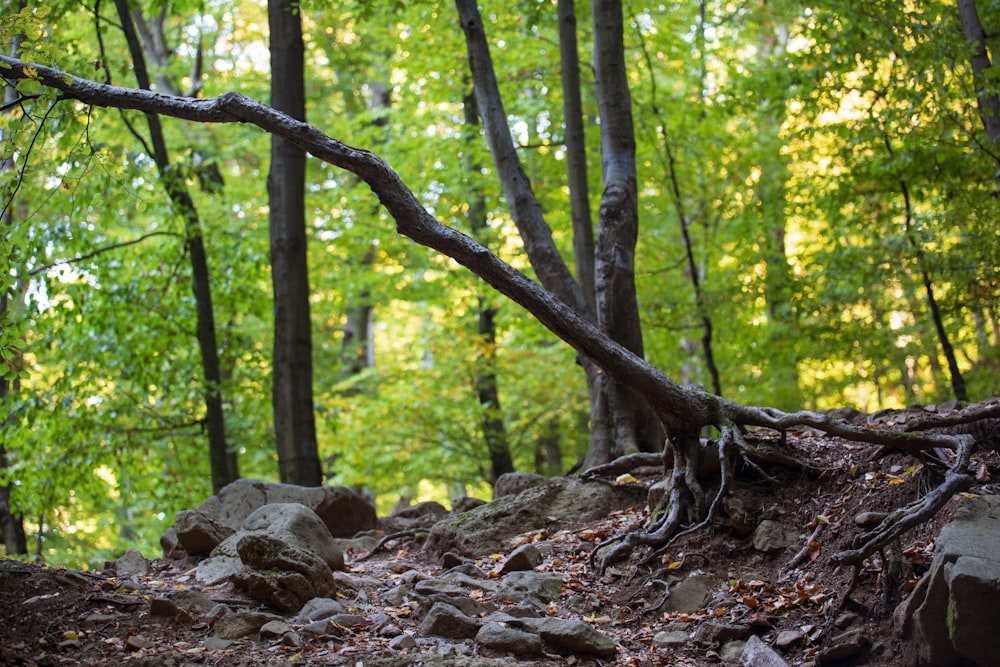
[203, 637, 232, 651]
[125, 635, 154, 651]
[297, 597, 346, 622]
[741, 634, 790, 667]
[652, 630, 689, 647]
[115, 548, 150, 579]
[752, 520, 798, 553]
[834, 611, 861, 628]
[389, 633, 417, 650]
[774, 629, 805, 649]
[418, 602, 480, 639]
[815, 629, 870, 665]
[260, 620, 290, 638]
[379, 623, 403, 638]
[476, 622, 543, 656]
[499, 543, 542, 574]
[441, 552, 466, 568]
[695, 621, 749, 644]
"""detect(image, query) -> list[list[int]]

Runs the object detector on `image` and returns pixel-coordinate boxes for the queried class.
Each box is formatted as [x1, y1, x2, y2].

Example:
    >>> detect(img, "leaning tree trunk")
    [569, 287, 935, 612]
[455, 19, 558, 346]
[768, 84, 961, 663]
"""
[268, 0, 323, 486]
[114, 0, 237, 492]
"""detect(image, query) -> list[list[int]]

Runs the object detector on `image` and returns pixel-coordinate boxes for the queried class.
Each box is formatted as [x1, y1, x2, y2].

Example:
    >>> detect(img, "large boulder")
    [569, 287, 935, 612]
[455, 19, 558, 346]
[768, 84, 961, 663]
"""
[196, 503, 345, 586]
[164, 479, 377, 559]
[423, 477, 646, 558]
[895, 493, 1000, 666]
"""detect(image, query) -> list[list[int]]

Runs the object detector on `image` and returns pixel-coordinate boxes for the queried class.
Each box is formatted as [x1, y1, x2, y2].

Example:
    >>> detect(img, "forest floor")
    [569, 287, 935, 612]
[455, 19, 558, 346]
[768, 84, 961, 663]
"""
[1, 427, 997, 666]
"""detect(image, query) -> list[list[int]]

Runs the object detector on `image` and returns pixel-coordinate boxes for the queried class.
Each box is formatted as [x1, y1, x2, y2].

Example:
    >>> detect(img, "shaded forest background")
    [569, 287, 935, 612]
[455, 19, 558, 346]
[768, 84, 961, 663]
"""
[1, 0, 998, 567]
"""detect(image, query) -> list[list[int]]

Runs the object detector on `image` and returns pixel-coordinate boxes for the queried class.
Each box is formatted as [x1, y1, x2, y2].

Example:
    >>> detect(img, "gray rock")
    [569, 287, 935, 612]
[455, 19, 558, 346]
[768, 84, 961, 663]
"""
[695, 621, 750, 644]
[297, 597, 346, 622]
[721, 640, 747, 662]
[815, 628, 870, 665]
[230, 534, 338, 612]
[389, 633, 417, 650]
[520, 617, 617, 657]
[896, 494, 1000, 667]
[476, 622, 543, 656]
[172, 479, 376, 548]
[424, 477, 645, 558]
[661, 574, 716, 613]
[853, 511, 888, 527]
[213, 610, 282, 639]
[197, 502, 344, 585]
[752, 520, 798, 553]
[493, 472, 546, 497]
[149, 597, 192, 624]
[171, 589, 216, 615]
[452, 496, 487, 513]
[115, 548, 149, 578]
[652, 630, 690, 647]
[499, 543, 542, 574]
[741, 634, 789, 667]
[425, 593, 493, 618]
[203, 636, 232, 651]
[774, 629, 805, 649]
[259, 620, 290, 638]
[496, 571, 564, 605]
[174, 509, 234, 555]
[418, 602, 480, 639]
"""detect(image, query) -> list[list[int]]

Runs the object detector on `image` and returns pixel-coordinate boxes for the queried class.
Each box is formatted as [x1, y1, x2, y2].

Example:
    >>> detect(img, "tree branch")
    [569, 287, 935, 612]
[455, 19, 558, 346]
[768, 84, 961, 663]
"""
[27, 230, 182, 276]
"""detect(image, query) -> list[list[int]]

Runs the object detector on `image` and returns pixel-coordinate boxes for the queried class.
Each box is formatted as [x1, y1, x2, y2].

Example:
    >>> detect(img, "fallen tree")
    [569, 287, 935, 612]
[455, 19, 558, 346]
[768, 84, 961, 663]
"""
[2, 55, 997, 575]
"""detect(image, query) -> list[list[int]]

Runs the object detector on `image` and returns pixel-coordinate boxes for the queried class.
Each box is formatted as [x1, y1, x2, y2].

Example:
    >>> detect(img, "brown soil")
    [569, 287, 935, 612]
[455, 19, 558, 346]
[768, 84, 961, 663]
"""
[1, 429, 996, 666]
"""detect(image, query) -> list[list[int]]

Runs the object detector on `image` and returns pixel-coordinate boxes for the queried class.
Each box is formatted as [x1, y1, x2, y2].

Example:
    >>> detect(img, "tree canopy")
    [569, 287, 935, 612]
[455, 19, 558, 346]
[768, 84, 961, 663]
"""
[1, 0, 998, 567]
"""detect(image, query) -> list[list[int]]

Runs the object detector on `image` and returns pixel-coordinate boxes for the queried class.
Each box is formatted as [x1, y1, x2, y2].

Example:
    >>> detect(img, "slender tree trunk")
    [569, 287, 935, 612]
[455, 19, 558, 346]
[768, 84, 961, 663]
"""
[114, 1, 237, 492]
[957, 0, 1000, 188]
[0, 19, 28, 556]
[558, 0, 596, 315]
[268, 0, 323, 485]
[757, 18, 801, 409]
[464, 90, 514, 483]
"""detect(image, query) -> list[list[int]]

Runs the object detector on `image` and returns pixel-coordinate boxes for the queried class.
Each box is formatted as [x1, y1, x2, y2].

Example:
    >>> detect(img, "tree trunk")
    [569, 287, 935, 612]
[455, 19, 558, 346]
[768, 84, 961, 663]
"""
[957, 0, 1000, 188]
[464, 90, 514, 484]
[757, 18, 801, 409]
[456, 0, 662, 467]
[268, 0, 323, 485]
[589, 0, 662, 466]
[0, 19, 28, 557]
[558, 0, 596, 316]
[115, 1, 237, 493]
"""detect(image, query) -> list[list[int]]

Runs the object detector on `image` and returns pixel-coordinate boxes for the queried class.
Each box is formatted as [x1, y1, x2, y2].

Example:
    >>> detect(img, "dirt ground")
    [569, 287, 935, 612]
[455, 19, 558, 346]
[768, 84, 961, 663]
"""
[1, 428, 996, 666]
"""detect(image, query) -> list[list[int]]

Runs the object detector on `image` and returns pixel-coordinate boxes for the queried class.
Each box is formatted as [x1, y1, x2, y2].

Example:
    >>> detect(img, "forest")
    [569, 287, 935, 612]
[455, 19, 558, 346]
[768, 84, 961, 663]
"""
[1, 0, 998, 568]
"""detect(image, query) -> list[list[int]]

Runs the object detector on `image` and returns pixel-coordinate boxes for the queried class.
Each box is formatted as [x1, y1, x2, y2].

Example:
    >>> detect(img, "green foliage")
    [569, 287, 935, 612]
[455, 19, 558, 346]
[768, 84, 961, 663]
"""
[0, 0, 997, 567]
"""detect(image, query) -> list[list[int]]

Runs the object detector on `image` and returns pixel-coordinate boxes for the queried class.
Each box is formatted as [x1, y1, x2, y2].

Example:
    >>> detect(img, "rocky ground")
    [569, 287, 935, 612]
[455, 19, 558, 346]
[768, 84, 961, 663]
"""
[1, 422, 997, 667]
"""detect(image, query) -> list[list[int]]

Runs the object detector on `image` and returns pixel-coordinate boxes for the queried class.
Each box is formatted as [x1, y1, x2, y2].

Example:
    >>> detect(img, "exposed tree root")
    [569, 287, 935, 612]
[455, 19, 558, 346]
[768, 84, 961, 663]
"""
[592, 399, 988, 579]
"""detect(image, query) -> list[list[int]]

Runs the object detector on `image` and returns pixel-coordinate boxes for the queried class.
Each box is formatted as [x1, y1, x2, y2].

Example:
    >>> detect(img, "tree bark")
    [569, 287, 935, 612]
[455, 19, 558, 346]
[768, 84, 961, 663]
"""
[114, 0, 237, 493]
[0, 23, 28, 556]
[589, 0, 663, 465]
[957, 0, 1000, 187]
[464, 90, 514, 484]
[558, 0, 596, 316]
[268, 0, 323, 486]
[456, 0, 662, 466]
